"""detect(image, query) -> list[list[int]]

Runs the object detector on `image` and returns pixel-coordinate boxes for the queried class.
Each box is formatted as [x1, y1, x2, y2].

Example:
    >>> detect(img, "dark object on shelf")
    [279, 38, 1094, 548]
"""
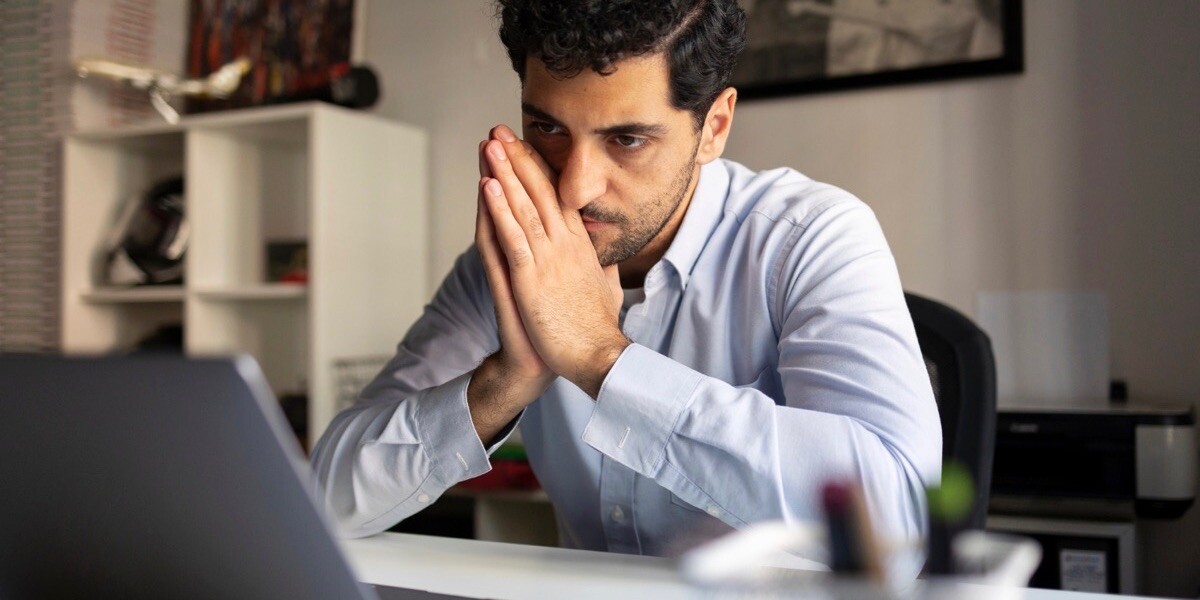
[266, 64, 380, 110]
[102, 176, 188, 286]
[1109, 379, 1128, 402]
[266, 241, 309, 284]
[279, 392, 308, 450]
[132, 323, 184, 353]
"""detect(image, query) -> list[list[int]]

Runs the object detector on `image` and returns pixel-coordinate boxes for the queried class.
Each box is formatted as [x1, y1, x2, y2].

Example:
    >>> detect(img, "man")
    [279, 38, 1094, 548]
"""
[312, 0, 941, 559]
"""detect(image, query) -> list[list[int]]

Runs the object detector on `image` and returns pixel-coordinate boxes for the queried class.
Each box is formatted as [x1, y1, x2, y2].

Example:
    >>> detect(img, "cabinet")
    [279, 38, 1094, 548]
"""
[61, 102, 427, 442]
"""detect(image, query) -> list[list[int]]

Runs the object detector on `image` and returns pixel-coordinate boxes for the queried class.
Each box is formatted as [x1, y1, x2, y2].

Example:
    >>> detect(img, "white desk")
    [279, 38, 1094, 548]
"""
[343, 533, 1158, 600]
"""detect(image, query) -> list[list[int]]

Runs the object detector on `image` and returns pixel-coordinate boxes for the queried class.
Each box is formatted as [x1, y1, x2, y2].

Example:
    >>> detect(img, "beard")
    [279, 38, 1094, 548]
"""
[581, 141, 700, 267]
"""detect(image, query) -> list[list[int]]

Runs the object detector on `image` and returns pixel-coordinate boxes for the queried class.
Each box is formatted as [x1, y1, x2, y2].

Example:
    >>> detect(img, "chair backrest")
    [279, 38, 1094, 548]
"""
[905, 292, 997, 530]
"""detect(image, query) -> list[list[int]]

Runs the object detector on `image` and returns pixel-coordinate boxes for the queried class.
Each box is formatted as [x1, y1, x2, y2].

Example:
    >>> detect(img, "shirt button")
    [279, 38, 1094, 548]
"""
[611, 506, 626, 523]
[706, 505, 720, 517]
[417, 493, 430, 504]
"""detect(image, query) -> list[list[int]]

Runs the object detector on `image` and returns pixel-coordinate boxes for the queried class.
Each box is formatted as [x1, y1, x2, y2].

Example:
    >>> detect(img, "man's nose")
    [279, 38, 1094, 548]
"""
[556, 145, 607, 211]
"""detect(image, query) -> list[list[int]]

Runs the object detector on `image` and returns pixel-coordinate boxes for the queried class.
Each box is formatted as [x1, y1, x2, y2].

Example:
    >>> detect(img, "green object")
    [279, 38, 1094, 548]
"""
[927, 462, 975, 524]
[492, 441, 528, 461]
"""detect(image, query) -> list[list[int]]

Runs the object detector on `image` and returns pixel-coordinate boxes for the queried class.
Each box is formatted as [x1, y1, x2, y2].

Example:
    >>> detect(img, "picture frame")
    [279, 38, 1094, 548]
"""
[732, 0, 1024, 99]
[184, 0, 357, 113]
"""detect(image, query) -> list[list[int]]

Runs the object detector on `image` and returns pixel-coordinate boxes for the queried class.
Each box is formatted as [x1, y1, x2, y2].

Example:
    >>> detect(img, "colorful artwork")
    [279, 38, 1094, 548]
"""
[186, 0, 355, 112]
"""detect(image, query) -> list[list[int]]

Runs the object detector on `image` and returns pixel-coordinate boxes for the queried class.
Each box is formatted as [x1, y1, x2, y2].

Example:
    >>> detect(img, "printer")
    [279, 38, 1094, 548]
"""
[987, 402, 1195, 594]
[990, 401, 1196, 519]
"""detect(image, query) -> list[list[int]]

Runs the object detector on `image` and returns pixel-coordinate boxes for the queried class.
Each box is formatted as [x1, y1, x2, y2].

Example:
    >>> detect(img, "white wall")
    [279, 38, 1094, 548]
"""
[361, 0, 521, 292]
[364, 1, 1200, 595]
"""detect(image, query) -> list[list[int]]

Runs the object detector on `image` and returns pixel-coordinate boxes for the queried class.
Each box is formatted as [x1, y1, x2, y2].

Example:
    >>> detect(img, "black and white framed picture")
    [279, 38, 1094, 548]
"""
[732, 0, 1024, 99]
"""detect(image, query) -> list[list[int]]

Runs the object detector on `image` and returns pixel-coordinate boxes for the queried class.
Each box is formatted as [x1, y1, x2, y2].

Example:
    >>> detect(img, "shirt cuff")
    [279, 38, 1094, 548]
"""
[582, 343, 703, 476]
[415, 371, 496, 487]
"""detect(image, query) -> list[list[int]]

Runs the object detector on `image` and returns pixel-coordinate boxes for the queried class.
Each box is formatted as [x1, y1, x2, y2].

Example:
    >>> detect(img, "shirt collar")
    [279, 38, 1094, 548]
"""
[661, 159, 730, 290]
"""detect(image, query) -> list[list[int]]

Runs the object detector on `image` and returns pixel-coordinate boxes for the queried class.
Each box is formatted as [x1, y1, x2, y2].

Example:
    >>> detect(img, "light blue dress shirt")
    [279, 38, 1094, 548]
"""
[311, 158, 942, 558]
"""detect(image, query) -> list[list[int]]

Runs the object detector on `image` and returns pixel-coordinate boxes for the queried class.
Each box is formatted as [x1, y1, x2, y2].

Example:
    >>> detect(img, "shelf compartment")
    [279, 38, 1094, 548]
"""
[186, 299, 309, 399]
[185, 125, 310, 289]
[61, 302, 184, 353]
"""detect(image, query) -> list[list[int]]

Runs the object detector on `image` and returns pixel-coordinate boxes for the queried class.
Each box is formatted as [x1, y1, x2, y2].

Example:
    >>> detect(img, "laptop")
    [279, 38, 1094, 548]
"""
[0, 353, 464, 600]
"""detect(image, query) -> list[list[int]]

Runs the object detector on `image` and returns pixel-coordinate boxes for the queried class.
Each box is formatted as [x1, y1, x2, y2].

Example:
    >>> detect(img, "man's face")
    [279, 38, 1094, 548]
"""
[521, 53, 703, 269]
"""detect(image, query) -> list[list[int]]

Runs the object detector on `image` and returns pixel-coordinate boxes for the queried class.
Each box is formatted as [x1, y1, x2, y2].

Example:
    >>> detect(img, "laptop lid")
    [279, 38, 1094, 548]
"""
[0, 353, 376, 600]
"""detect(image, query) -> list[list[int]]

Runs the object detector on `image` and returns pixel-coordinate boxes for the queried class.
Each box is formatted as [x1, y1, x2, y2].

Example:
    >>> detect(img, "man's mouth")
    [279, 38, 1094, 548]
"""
[581, 217, 609, 232]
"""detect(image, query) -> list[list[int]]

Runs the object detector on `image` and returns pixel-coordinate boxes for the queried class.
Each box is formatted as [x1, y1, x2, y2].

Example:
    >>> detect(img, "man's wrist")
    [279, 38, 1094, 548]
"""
[569, 335, 631, 399]
[479, 352, 554, 408]
[467, 352, 553, 444]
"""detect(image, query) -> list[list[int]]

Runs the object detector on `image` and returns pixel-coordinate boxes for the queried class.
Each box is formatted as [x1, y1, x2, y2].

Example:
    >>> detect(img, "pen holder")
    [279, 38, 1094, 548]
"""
[680, 521, 1041, 600]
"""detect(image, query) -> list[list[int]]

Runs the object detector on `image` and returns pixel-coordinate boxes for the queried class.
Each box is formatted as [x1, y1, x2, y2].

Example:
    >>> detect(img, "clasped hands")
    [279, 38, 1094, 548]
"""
[474, 125, 629, 401]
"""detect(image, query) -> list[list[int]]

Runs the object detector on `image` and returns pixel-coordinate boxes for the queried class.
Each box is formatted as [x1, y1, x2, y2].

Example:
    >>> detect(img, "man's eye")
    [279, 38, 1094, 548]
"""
[613, 135, 647, 149]
[532, 122, 562, 135]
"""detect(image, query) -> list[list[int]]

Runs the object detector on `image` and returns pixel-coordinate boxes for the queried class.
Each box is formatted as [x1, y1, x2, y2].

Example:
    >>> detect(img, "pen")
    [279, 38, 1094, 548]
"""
[821, 480, 886, 583]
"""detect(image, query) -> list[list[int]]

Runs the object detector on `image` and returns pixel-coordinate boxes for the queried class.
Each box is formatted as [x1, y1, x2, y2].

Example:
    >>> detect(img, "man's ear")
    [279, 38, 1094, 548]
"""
[696, 87, 737, 165]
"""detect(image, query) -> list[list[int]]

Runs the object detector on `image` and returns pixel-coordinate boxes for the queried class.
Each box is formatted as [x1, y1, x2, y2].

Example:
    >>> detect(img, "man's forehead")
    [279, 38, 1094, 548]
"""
[521, 54, 683, 126]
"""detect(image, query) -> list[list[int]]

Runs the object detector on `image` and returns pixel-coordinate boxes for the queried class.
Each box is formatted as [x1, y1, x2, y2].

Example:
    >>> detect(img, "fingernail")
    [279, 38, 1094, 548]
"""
[488, 142, 506, 161]
[485, 179, 503, 196]
[496, 126, 517, 142]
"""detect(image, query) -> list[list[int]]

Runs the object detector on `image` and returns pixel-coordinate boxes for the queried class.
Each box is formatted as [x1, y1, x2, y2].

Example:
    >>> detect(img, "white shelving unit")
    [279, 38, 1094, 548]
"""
[62, 102, 428, 443]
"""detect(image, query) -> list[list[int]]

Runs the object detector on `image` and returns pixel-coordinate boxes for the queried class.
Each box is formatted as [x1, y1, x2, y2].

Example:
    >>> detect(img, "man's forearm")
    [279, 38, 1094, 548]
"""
[466, 352, 554, 445]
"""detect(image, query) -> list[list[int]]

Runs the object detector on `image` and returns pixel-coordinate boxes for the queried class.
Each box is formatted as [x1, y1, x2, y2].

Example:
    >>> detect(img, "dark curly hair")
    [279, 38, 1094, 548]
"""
[497, 0, 747, 129]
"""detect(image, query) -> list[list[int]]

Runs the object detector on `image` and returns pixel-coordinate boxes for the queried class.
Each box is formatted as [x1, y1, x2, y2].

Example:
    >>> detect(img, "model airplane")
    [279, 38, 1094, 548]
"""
[74, 56, 251, 124]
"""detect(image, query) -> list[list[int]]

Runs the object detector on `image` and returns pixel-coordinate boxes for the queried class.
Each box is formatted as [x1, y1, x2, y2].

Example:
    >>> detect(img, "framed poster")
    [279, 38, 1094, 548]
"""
[732, 0, 1024, 99]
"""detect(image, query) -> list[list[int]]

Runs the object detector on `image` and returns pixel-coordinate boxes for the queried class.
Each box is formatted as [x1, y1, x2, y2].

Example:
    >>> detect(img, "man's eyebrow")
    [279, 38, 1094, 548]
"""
[595, 122, 668, 137]
[522, 102, 668, 137]
[521, 102, 564, 126]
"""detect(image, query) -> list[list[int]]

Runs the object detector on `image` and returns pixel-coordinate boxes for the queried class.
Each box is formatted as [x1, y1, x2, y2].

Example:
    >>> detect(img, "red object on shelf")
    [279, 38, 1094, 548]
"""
[279, 270, 308, 284]
[456, 459, 540, 491]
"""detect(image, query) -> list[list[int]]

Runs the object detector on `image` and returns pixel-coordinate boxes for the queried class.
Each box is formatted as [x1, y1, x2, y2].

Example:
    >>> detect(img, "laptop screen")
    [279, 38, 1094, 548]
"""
[0, 354, 377, 599]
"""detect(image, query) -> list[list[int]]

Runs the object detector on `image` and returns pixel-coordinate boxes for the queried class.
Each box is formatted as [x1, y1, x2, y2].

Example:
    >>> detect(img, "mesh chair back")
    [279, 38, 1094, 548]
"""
[905, 292, 997, 530]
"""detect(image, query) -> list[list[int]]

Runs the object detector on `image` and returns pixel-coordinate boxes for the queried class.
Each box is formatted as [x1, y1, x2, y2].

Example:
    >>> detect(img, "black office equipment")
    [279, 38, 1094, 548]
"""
[905, 292, 998, 532]
[992, 403, 1195, 520]
[989, 402, 1194, 594]
[0, 354, 462, 600]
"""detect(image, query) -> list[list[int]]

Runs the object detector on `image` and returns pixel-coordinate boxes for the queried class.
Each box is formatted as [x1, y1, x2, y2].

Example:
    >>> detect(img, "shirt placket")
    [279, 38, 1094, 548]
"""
[598, 456, 639, 553]
[600, 264, 679, 553]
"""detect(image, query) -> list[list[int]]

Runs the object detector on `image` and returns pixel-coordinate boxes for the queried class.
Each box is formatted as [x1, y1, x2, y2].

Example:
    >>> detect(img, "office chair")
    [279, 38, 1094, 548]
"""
[905, 292, 997, 531]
